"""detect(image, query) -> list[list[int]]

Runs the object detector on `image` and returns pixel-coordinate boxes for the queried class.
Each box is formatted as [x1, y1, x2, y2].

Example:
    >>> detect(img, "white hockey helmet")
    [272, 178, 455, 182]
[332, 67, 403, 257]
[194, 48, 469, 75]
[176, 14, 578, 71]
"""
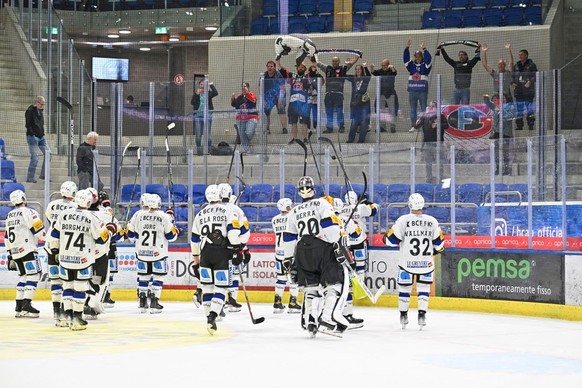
[205, 184, 220, 203]
[140, 193, 151, 208]
[9, 190, 26, 206]
[60, 181, 78, 199]
[277, 198, 293, 212]
[217, 183, 233, 200]
[86, 187, 99, 204]
[75, 189, 93, 209]
[333, 198, 344, 214]
[297, 176, 315, 200]
[147, 193, 161, 209]
[408, 193, 425, 211]
[344, 190, 358, 205]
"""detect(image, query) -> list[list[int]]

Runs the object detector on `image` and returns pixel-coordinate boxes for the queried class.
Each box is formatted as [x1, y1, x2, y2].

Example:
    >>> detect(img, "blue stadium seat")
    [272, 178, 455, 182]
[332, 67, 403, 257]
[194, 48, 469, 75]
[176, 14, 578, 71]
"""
[509, 0, 528, 6]
[289, 16, 307, 33]
[314, 184, 325, 198]
[128, 206, 140, 219]
[490, 0, 509, 7]
[354, 0, 373, 15]
[530, 0, 541, 5]
[192, 184, 207, 205]
[171, 183, 188, 203]
[463, 9, 483, 27]
[0, 138, 5, 158]
[524, 7, 542, 25]
[306, 15, 326, 33]
[241, 206, 258, 223]
[450, 0, 470, 9]
[298, 0, 317, 15]
[0, 205, 11, 221]
[352, 14, 366, 32]
[263, 2, 279, 17]
[324, 15, 334, 31]
[387, 183, 410, 204]
[269, 20, 281, 35]
[258, 206, 279, 224]
[2, 182, 25, 201]
[455, 207, 477, 224]
[146, 184, 169, 203]
[483, 183, 509, 202]
[442, 10, 463, 28]
[317, 0, 334, 15]
[425, 207, 451, 223]
[482, 8, 503, 26]
[430, 0, 449, 10]
[121, 184, 141, 203]
[372, 183, 388, 205]
[422, 11, 443, 29]
[435, 183, 458, 203]
[288, 0, 300, 15]
[470, 0, 491, 8]
[251, 18, 269, 35]
[509, 183, 528, 202]
[0, 160, 16, 183]
[459, 183, 484, 205]
[174, 207, 189, 223]
[328, 183, 343, 198]
[250, 184, 273, 203]
[503, 7, 524, 25]
[237, 185, 251, 203]
[415, 183, 435, 203]
[273, 183, 296, 202]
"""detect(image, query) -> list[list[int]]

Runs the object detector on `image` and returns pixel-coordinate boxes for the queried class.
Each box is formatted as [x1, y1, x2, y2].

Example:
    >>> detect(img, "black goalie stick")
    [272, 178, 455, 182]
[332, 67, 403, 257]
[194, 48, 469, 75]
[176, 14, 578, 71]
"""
[307, 131, 323, 185]
[435, 40, 481, 56]
[165, 122, 176, 210]
[235, 176, 247, 206]
[319, 136, 354, 192]
[123, 146, 141, 229]
[238, 264, 265, 324]
[292, 138, 308, 176]
[56, 96, 74, 179]
[111, 141, 135, 221]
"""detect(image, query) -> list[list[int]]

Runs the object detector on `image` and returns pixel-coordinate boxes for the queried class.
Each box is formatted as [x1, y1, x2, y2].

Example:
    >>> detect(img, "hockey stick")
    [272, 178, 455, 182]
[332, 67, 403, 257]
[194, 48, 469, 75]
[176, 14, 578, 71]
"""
[226, 124, 239, 183]
[165, 122, 176, 210]
[111, 141, 133, 221]
[319, 136, 354, 192]
[292, 138, 308, 176]
[235, 176, 247, 206]
[123, 147, 141, 229]
[342, 261, 385, 304]
[307, 131, 323, 185]
[56, 96, 74, 179]
[238, 264, 265, 324]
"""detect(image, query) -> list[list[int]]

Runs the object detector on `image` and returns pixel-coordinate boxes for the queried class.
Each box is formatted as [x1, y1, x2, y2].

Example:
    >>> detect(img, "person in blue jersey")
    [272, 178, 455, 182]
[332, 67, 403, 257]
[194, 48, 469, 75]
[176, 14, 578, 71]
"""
[403, 39, 432, 132]
[278, 59, 311, 144]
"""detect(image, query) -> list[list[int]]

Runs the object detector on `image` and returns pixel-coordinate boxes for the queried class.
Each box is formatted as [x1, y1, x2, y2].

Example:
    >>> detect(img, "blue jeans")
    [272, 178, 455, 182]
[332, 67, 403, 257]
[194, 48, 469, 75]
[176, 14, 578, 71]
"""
[237, 119, 257, 153]
[194, 113, 213, 153]
[324, 92, 345, 131]
[408, 90, 428, 125]
[452, 88, 471, 105]
[27, 135, 47, 181]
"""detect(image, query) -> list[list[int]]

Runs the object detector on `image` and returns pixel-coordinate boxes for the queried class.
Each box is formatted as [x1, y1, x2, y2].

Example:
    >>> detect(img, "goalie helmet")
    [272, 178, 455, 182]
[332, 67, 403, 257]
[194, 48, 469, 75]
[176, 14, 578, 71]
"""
[217, 183, 233, 200]
[205, 184, 220, 203]
[277, 198, 293, 212]
[408, 193, 425, 211]
[74, 189, 93, 209]
[344, 191, 358, 206]
[297, 176, 315, 200]
[60, 181, 78, 199]
[9, 190, 26, 206]
[333, 198, 344, 214]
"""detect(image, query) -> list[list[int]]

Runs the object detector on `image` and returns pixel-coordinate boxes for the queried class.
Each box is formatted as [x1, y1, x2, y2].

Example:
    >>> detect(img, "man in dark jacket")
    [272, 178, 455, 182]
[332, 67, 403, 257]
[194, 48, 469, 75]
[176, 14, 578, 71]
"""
[370, 59, 399, 133]
[191, 80, 218, 155]
[25, 96, 48, 183]
[439, 47, 481, 105]
[413, 102, 449, 183]
[77, 132, 103, 190]
[511, 49, 538, 131]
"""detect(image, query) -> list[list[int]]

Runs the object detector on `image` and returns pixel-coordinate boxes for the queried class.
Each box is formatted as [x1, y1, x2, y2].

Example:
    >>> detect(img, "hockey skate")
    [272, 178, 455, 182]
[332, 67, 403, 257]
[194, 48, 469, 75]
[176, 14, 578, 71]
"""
[192, 288, 202, 308]
[318, 318, 343, 338]
[14, 300, 23, 318]
[344, 314, 364, 330]
[207, 311, 218, 335]
[273, 295, 285, 314]
[138, 292, 149, 313]
[306, 316, 318, 338]
[287, 296, 301, 314]
[103, 291, 115, 308]
[400, 311, 409, 330]
[56, 310, 69, 328]
[227, 295, 242, 313]
[70, 312, 88, 331]
[19, 299, 40, 318]
[83, 305, 100, 320]
[149, 295, 164, 314]
[418, 310, 427, 330]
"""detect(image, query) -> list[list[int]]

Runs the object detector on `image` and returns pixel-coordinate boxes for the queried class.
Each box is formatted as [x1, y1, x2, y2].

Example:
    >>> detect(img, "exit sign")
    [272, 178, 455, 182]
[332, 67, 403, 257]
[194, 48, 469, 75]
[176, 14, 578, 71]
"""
[45, 27, 59, 35]
[155, 27, 168, 34]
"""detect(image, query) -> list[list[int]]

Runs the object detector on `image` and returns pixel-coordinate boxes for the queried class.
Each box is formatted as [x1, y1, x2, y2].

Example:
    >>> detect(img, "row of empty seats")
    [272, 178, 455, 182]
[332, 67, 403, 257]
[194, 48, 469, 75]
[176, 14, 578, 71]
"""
[422, 6, 542, 29]
[430, 0, 541, 10]
[262, 0, 373, 18]
[119, 182, 528, 206]
[251, 14, 368, 35]
[0, 160, 17, 183]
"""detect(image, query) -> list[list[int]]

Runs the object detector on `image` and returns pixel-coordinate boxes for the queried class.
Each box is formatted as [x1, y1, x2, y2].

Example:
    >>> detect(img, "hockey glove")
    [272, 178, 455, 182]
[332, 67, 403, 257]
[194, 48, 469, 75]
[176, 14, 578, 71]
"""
[333, 243, 346, 264]
[289, 261, 299, 284]
[232, 247, 245, 266]
[166, 208, 175, 220]
[106, 223, 118, 236]
[7, 255, 16, 271]
[243, 247, 251, 265]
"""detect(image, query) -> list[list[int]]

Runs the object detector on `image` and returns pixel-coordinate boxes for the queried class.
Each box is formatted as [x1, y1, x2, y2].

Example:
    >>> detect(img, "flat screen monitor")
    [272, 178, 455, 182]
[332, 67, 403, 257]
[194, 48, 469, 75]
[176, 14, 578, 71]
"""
[92, 57, 129, 82]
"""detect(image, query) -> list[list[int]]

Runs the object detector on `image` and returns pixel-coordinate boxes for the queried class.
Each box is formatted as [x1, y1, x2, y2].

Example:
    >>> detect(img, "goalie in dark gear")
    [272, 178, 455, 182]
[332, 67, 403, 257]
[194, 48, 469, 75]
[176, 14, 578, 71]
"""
[297, 176, 316, 201]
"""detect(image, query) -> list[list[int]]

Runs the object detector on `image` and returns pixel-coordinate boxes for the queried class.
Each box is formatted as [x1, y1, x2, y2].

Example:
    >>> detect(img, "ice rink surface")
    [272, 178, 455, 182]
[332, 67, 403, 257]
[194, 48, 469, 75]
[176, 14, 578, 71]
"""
[1, 300, 581, 388]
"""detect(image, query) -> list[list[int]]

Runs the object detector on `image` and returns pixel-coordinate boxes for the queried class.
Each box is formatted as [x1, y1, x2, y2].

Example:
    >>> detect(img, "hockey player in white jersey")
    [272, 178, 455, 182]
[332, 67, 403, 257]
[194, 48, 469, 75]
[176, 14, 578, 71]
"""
[44, 181, 77, 325]
[5, 190, 45, 318]
[383, 193, 445, 330]
[99, 191, 118, 308]
[284, 176, 350, 337]
[191, 184, 243, 334]
[218, 183, 250, 313]
[50, 189, 116, 330]
[127, 193, 179, 314]
[272, 197, 301, 314]
[340, 190, 378, 328]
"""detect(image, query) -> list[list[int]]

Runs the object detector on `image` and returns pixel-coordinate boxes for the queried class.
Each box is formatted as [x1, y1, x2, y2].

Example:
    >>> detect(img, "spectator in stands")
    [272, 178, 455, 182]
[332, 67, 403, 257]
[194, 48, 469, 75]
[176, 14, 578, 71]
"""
[404, 40, 432, 132]
[412, 101, 448, 184]
[278, 60, 310, 144]
[125, 95, 136, 106]
[438, 45, 481, 105]
[25, 96, 48, 183]
[346, 63, 372, 143]
[231, 82, 259, 154]
[191, 79, 219, 155]
[263, 60, 288, 135]
[481, 41, 514, 102]
[316, 55, 359, 134]
[306, 63, 324, 132]
[370, 59, 398, 133]
[511, 49, 538, 131]
[76, 132, 104, 191]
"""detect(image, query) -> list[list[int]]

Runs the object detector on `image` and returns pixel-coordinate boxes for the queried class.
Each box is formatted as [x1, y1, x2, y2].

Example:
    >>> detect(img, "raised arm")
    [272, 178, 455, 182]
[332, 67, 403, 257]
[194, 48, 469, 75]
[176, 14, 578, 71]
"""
[481, 43, 493, 74]
[505, 41, 514, 70]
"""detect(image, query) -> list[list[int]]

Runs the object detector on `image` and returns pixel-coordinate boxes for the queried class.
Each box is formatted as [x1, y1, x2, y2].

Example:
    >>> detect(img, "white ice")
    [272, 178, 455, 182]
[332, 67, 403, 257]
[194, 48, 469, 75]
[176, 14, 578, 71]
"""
[1, 300, 581, 388]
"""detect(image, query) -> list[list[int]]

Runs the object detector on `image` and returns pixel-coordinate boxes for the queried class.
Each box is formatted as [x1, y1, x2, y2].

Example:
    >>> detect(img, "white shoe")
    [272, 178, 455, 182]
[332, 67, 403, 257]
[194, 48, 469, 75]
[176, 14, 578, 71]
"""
[409, 126, 417, 133]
